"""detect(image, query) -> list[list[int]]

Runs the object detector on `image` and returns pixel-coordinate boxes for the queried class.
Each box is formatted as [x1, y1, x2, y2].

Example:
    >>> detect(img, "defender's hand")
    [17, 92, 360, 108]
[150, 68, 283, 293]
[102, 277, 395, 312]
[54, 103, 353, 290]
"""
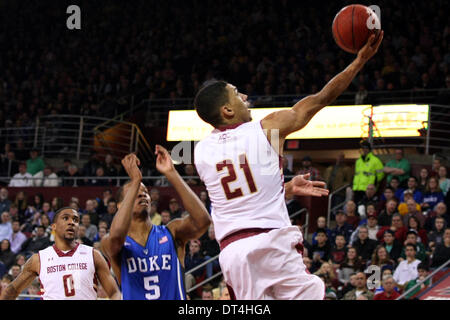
[121, 154, 142, 182]
[155, 145, 175, 175]
[357, 30, 384, 62]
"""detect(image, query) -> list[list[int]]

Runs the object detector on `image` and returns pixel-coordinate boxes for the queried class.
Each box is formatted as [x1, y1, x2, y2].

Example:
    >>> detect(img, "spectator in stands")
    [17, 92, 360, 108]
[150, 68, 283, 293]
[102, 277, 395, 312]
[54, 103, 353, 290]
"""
[339, 272, 357, 299]
[0, 240, 15, 270]
[39, 214, 53, 242]
[429, 158, 442, 178]
[399, 176, 423, 204]
[63, 164, 84, 186]
[101, 199, 117, 228]
[330, 210, 354, 244]
[311, 217, 332, 246]
[428, 216, 446, 251]
[92, 226, 108, 244]
[201, 224, 221, 280]
[81, 214, 98, 242]
[399, 231, 427, 263]
[20, 225, 51, 258]
[352, 140, 384, 204]
[42, 201, 56, 223]
[56, 159, 72, 179]
[393, 244, 421, 288]
[82, 151, 101, 184]
[350, 206, 379, 244]
[369, 245, 395, 269]
[389, 177, 405, 200]
[309, 228, 331, 272]
[373, 275, 400, 300]
[342, 272, 374, 300]
[8, 220, 26, 255]
[378, 199, 399, 227]
[83, 199, 99, 226]
[420, 176, 445, 214]
[329, 234, 347, 267]
[407, 216, 428, 246]
[13, 191, 28, 220]
[26, 148, 45, 176]
[314, 262, 337, 289]
[76, 225, 93, 247]
[8, 162, 33, 187]
[96, 189, 113, 216]
[381, 229, 403, 262]
[33, 165, 59, 187]
[88, 166, 109, 186]
[282, 157, 294, 183]
[344, 200, 360, 228]
[398, 191, 420, 216]
[150, 188, 160, 203]
[323, 153, 353, 212]
[418, 168, 429, 192]
[403, 262, 430, 299]
[296, 155, 321, 181]
[0, 151, 19, 178]
[430, 227, 450, 268]
[103, 154, 118, 186]
[438, 166, 450, 196]
[406, 198, 427, 229]
[160, 210, 171, 226]
[383, 148, 411, 187]
[168, 197, 183, 220]
[0, 188, 11, 214]
[352, 225, 378, 264]
[14, 139, 28, 162]
[201, 285, 214, 300]
[377, 187, 397, 213]
[0, 275, 13, 295]
[0, 212, 12, 242]
[199, 191, 211, 213]
[185, 239, 206, 279]
[183, 164, 200, 186]
[356, 184, 380, 219]
[31, 193, 44, 213]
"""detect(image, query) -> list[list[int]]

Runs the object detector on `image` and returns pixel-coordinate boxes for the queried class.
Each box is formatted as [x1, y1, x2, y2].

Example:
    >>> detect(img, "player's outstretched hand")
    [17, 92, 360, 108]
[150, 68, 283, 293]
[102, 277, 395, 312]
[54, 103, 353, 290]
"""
[290, 173, 329, 197]
[357, 30, 384, 62]
[121, 153, 142, 182]
[155, 145, 175, 175]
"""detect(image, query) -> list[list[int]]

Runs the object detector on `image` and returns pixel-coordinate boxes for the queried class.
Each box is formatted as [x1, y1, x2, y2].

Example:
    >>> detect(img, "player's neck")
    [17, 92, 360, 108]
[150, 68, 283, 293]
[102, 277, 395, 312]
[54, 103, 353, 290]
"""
[129, 217, 153, 239]
[55, 238, 77, 251]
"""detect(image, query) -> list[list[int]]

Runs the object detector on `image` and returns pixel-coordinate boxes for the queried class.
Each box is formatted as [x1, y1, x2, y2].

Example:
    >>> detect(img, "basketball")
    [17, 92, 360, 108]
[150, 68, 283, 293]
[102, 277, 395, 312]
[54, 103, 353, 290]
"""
[332, 4, 381, 54]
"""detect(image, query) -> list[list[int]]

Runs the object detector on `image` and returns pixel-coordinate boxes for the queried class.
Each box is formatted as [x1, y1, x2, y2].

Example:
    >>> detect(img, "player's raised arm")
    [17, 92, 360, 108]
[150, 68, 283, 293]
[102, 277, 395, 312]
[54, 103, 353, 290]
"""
[101, 154, 142, 262]
[155, 145, 211, 242]
[0, 254, 39, 300]
[93, 249, 121, 300]
[261, 31, 384, 145]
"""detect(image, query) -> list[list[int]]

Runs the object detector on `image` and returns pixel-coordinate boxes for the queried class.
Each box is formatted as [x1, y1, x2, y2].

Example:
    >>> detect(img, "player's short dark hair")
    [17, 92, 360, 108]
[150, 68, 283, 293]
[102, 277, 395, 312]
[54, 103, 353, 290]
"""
[194, 80, 229, 127]
[53, 207, 79, 223]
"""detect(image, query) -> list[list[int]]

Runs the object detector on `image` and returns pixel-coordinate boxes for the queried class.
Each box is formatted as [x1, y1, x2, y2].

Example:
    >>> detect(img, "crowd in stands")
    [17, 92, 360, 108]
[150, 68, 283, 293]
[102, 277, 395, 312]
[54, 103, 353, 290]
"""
[1, 0, 449, 133]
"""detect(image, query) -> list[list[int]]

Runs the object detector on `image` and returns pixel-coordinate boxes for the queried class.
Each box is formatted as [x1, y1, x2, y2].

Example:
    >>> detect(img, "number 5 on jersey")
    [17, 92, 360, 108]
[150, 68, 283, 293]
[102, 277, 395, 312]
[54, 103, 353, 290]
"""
[216, 153, 257, 200]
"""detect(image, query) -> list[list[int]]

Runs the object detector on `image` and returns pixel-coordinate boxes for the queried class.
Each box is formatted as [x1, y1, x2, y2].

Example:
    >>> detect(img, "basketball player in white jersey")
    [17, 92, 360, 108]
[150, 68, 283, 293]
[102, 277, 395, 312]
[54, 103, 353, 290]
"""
[194, 32, 384, 300]
[0, 207, 121, 300]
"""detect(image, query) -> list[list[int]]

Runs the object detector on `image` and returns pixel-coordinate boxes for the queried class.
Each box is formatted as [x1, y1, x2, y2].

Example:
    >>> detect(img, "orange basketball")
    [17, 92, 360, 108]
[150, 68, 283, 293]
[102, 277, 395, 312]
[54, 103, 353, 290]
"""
[332, 4, 381, 54]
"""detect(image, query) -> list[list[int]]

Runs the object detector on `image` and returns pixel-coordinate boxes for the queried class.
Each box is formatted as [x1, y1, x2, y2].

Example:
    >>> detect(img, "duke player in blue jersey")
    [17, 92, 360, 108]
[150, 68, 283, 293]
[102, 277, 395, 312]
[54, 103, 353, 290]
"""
[101, 147, 211, 300]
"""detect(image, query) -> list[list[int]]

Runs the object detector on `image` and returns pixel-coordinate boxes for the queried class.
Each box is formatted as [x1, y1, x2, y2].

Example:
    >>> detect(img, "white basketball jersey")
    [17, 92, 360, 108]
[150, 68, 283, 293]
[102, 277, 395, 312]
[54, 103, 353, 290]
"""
[38, 243, 97, 300]
[194, 121, 292, 242]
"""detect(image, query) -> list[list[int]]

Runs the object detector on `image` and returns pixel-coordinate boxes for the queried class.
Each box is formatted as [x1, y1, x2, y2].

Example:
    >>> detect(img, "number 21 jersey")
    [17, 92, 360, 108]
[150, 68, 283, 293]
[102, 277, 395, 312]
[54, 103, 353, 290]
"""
[194, 121, 292, 243]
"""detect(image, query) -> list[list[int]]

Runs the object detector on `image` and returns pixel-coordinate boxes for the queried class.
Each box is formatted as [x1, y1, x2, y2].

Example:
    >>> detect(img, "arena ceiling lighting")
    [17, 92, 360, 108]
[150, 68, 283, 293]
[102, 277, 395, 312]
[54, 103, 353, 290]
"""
[166, 104, 429, 141]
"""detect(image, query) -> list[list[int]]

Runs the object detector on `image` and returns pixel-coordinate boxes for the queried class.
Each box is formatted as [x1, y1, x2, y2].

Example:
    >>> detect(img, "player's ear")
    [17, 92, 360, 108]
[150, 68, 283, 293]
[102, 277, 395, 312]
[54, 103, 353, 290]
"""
[220, 104, 235, 119]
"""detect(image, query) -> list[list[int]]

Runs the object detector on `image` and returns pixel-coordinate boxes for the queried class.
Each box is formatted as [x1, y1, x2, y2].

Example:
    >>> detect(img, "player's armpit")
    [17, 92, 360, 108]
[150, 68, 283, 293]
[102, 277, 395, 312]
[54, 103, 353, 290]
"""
[0, 254, 39, 300]
[93, 249, 121, 300]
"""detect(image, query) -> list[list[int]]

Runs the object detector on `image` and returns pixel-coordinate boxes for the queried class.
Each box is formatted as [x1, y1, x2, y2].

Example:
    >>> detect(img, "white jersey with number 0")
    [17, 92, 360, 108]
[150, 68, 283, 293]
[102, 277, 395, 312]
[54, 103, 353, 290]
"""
[194, 121, 292, 242]
[38, 243, 97, 300]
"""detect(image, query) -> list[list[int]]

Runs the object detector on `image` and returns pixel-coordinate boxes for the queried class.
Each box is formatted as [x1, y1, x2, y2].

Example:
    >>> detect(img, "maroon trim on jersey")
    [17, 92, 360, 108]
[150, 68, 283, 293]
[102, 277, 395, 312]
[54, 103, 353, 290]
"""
[227, 284, 237, 300]
[52, 243, 80, 257]
[219, 228, 275, 251]
[215, 122, 244, 132]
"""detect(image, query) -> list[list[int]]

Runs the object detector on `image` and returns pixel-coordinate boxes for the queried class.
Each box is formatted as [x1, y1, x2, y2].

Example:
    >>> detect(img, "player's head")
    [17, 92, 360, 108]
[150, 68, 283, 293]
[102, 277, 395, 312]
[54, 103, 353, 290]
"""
[194, 79, 251, 128]
[52, 207, 80, 242]
[116, 181, 151, 219]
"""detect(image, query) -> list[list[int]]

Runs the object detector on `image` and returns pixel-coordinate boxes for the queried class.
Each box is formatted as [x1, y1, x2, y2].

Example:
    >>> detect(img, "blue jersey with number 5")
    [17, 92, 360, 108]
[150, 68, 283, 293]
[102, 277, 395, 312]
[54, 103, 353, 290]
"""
[120, 225, 186, 300]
